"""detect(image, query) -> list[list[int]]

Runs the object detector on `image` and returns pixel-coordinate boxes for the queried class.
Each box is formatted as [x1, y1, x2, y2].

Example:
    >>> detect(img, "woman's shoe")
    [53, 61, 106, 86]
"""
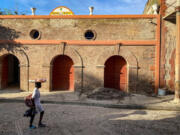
[29, 125, 36, 129]
[38, 123, 46, 127]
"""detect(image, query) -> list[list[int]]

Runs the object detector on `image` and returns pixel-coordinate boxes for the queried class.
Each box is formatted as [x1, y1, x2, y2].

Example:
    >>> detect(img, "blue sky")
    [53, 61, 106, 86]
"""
[0, 0, 147, 15]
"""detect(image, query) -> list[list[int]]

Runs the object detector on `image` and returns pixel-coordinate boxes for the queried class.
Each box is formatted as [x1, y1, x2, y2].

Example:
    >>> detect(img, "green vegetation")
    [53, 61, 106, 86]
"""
[0, 8, 25, 15]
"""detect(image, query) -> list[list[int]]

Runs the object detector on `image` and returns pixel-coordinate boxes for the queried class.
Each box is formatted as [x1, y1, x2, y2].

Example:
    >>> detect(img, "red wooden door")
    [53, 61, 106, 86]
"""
[1, 56, 8, 88]
[104, 56, 127, 91]
[52, 55, 74, 91]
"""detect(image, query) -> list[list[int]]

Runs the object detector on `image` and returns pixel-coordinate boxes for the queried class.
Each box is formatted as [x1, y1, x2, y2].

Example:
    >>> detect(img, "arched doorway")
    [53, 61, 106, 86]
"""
[51, 55, 74, 91]
[104, 56, 127, 91]
[1, 54, 20, 89]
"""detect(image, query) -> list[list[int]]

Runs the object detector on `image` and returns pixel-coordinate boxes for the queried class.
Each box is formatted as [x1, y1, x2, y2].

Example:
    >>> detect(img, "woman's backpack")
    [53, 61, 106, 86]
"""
[25, 94, 35, 108]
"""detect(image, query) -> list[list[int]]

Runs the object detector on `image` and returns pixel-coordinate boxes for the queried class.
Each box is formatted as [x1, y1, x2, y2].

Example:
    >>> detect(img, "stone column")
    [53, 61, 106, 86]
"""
[42, 64, 52, 92]
[175, 0, 180, 102]
[74, 65, 84, 91]
[128, 66, 138, 93]
[96, 65, 105, 87]
[19, 64, 29, 91]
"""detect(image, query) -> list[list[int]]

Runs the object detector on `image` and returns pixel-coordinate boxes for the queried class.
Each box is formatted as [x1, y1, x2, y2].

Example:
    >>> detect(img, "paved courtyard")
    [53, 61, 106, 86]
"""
[1, 102, 180, 135]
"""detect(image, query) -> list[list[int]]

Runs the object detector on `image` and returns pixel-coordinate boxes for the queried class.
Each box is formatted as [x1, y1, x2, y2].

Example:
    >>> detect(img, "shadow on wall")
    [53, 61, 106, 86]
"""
[77, 71, 155, 96]
[0, 25, 28, 52]
[0, 25, 20, 40]
[81, 73, 103, 93]
[0, 25, 29, 90]
[129, 77, 155, 96]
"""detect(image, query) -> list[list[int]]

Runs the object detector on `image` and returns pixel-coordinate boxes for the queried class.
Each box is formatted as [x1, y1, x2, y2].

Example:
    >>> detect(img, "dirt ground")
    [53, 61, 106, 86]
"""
[1, 89, 180, 135]
[1, 102, 180, 135]
[0, 89, 177, 107]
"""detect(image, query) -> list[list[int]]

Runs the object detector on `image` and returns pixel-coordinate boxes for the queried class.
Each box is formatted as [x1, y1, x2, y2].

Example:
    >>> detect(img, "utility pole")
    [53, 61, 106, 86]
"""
[174, 0, 180, 102]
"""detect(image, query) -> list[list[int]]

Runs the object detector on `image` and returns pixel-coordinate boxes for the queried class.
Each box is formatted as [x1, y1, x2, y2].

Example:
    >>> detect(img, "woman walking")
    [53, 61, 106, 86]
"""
[29, 79, 46, 129]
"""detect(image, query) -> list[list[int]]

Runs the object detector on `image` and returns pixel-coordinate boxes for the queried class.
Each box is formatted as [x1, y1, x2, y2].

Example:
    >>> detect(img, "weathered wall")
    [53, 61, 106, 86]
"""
[0, 17, 157, 93]
[0, 45, 154, 93]
[143, 0, 160, 14]
[0, 18, 156, 40]
[165, 0, 176, 14]
[161, 0, 176, 90]
[144, 0, 177, 91]
[164, 21, 176, 90]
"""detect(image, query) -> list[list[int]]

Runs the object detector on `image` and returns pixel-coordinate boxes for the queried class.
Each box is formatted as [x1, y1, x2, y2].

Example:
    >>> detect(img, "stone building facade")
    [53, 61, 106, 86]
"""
[144, 0, 176, 91]
[144, 0, 177, 91]
[161, 0, 177, 90]
[0, 15, 159, 93]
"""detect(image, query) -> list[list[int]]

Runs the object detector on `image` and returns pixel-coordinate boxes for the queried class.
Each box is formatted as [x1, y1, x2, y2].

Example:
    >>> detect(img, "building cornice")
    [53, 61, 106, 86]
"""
[0, 15, 158, 19]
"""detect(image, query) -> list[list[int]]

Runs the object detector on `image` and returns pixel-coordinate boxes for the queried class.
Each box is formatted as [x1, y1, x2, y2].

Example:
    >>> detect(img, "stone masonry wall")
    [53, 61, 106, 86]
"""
[164, 21, 176, 90]
[0, 18, 157, 93]
[162, 0, 176, 90]
[0, 18, 156, 40]
[0, 45, 155, 93]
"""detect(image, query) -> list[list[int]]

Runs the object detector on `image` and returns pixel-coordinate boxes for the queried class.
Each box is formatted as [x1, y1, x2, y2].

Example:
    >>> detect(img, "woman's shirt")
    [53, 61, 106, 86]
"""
[32, 87, 41, 105]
